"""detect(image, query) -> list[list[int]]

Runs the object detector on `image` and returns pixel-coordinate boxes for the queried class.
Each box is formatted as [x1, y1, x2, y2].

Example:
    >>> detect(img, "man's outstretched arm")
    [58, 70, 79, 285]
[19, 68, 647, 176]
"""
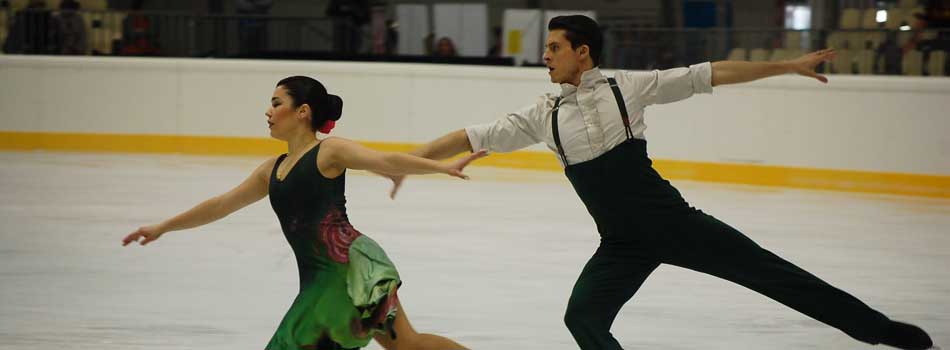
[711, 49, 836, 86]
[408, 129, 474, 160]
[385, 100, 546, 198]
[379, 129, 474, 198]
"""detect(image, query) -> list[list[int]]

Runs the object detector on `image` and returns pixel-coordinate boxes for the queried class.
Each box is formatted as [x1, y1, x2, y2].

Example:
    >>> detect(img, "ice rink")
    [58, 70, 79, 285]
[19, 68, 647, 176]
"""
[1, 151, 947, 350]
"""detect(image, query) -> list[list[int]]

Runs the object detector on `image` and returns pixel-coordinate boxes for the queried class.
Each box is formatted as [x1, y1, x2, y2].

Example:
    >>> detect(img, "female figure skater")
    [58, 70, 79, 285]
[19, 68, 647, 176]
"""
[122, 76, 478, 350]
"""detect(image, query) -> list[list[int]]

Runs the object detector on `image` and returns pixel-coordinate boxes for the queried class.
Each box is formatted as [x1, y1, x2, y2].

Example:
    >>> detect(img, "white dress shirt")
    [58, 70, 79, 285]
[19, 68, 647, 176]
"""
[465, 63, 714, 166]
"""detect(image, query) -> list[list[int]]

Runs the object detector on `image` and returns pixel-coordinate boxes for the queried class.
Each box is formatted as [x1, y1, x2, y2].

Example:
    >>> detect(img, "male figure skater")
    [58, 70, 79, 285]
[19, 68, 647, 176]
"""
[388, 15, 937, 350]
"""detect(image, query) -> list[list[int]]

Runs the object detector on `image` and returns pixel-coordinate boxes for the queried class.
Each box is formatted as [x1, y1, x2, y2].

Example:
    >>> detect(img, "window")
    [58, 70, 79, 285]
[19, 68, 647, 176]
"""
[785, 4, 812, 30]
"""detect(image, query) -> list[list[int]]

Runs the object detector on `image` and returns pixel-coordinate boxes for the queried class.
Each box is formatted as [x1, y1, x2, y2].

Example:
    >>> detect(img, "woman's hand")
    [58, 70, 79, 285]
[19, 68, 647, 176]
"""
[445, 149, 489, 180]
[122, 224, 166, 246]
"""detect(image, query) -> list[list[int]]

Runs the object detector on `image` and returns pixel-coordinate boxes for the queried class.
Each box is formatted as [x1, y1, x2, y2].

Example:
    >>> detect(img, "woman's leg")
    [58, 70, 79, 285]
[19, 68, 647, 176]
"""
[373, 298, 468, 350]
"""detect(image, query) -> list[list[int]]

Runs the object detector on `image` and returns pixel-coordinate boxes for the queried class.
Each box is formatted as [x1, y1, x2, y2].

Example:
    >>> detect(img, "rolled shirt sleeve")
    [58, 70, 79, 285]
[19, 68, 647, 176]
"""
[616, 61, 713, 109]
[465, 98, 546, 153]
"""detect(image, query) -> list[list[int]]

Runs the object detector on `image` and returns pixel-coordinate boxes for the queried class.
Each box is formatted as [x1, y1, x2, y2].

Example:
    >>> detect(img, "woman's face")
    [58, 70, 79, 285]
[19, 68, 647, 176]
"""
[266, 86, 307, 140]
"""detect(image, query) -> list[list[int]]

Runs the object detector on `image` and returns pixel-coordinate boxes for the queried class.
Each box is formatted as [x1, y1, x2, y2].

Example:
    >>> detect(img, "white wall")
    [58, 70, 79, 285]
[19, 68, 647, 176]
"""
[1, 55, 948, 175]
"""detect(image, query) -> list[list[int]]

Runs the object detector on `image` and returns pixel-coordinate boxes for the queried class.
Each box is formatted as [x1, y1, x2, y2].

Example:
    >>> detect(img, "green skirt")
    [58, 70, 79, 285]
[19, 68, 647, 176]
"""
[265, 236, 401, 350]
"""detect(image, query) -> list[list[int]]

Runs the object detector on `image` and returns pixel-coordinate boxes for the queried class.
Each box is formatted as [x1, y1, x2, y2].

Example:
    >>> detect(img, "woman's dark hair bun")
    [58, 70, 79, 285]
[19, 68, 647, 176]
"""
[276, 76, 343, 132]
[325, 94, 343, 121]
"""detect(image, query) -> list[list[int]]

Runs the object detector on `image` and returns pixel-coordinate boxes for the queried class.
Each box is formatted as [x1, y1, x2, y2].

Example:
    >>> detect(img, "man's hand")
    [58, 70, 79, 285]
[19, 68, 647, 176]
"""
[785, 49, 837, 83]
[386, 174, 405, 199]
[370, 171, 405, 199]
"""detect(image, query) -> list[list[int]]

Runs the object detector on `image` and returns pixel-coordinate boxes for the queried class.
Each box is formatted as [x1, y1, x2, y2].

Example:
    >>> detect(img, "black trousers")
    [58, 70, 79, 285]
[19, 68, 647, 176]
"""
[563, 210, 891, 349]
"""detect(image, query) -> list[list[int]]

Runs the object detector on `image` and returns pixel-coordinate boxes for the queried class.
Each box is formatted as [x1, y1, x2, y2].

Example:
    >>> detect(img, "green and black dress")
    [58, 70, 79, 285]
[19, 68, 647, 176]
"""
[265, 144, 401, 350]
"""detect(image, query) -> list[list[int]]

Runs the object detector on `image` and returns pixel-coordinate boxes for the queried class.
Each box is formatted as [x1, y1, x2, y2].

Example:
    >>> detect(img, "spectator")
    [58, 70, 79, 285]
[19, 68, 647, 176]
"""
[876, 31, 904, 74]
[917, 0, 950, 28]
[384, 19, 398, 55]
[235, 0, 272, 56]
[911, 1, 950, 75]
[119, 0, 161, 56]
[55, 0, 87, 55]
[3, 0, 58, 54]
[422, 32, 434, 55]
[433, 36, 457, 57]
[612, 28, 645, 69]
[487, 26, 501, 57]
[326, 0, 369, 54]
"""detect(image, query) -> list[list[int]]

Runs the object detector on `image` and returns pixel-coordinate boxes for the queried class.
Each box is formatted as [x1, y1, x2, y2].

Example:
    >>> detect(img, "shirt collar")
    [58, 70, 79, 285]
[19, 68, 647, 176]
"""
[559, 67, 606, 96]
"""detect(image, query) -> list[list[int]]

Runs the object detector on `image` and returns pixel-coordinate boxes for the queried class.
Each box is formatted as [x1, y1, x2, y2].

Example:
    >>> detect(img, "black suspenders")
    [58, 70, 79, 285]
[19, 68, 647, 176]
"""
[608, 78, 635, 140]
[551, 77, 633, 165]
[551, 96, 567, 164]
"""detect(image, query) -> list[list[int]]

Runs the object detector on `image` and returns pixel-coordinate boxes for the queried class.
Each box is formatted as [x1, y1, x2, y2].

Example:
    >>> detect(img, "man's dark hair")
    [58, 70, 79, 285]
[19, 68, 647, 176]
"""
[548, 15, 602, 67]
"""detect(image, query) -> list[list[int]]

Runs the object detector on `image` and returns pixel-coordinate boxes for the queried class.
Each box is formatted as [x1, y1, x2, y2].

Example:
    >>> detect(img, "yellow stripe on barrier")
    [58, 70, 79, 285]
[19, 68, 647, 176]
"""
[2, 131, 948, 198]
[0, 131, 286, 155]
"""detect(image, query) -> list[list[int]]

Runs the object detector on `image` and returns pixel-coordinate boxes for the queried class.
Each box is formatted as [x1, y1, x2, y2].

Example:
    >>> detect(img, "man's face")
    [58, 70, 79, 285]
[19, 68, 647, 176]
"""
[543, 29, 585, 85]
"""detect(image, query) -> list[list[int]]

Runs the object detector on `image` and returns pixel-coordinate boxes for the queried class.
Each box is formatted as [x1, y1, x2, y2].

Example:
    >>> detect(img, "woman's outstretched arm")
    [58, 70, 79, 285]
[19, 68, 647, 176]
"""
[121, 157, 276, 246]
[321, 137, 487, 179]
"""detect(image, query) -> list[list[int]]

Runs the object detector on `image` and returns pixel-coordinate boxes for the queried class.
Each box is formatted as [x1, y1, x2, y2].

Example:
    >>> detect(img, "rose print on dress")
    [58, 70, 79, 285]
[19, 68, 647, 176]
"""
[318, 208, 362, 263]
